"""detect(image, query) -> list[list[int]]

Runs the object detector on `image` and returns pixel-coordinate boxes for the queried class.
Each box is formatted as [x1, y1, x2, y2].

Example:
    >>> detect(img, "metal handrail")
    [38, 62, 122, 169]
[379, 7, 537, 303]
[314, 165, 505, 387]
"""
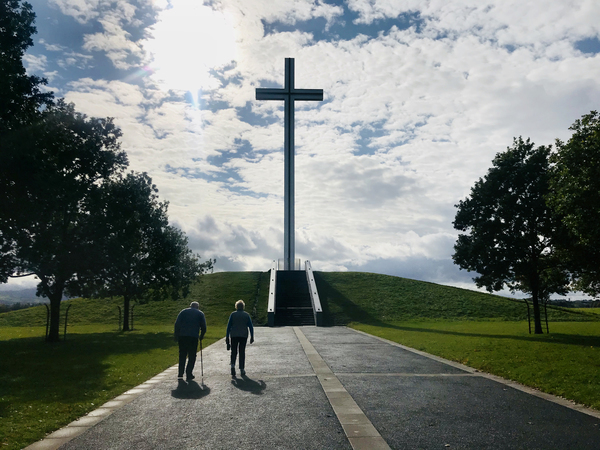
[268, 260, 277, 327]
[305, 260, 323, 326]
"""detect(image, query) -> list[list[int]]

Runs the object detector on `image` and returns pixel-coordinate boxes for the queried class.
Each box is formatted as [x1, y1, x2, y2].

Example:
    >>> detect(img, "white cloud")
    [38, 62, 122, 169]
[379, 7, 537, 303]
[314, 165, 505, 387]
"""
[220, 0, 343, 27]
[38, 39, 65, 52]
[49, 0, 104, 24]
[23, 53, 47, 74]
[347, 0, 600, 47]
[83, 23, 143, 69]
[49, 0, 140, 24]
[56, 51, 94, 70]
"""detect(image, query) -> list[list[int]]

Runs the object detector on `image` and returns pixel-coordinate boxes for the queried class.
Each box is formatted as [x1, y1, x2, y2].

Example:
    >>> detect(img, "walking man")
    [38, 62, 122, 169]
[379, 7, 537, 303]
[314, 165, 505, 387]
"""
[226, 300, 254, 377]
[174, 301, 206, 381]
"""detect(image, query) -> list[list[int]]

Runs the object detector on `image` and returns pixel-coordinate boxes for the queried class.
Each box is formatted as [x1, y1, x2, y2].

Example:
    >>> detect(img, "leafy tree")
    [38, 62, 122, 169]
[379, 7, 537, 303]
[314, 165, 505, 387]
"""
[77, 171, 212, 331]
[1, 101, 127, 341]
[548, 111, 600, 295]
[0, 0, 53, 134]
[453, 137, 569, 333]
[0, 0, 54, 280]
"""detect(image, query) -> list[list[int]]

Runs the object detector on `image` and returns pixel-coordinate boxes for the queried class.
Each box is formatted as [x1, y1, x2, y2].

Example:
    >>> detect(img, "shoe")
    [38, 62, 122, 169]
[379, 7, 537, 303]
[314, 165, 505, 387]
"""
[231, 367, 236, 377]
[186, 374, 195, 380]
[240, 369, 246, 376]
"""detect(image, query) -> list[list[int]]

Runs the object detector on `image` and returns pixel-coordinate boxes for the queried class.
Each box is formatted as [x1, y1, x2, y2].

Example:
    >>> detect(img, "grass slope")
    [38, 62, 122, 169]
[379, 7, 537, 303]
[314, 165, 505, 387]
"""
[0, 271, 270, 330]
[314, 271, 596, 324]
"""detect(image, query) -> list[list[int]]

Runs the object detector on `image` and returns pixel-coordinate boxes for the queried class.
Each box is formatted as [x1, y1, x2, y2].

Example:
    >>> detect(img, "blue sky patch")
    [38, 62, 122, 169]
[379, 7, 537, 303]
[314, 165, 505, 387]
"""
[262, 9, 421, 43]
[575, 37, 600, 54]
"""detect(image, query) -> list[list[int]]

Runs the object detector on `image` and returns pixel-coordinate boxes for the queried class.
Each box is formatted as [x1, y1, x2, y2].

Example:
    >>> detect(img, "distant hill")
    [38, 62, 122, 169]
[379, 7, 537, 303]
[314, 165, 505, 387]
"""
[0, 288, 72, 308]
[0, 289, 41, 305]
[0, 271, 596, 328]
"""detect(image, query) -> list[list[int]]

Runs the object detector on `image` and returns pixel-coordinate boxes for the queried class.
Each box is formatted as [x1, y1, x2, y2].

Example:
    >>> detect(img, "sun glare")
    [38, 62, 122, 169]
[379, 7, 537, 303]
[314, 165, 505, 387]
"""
[143, 0, 237, 104]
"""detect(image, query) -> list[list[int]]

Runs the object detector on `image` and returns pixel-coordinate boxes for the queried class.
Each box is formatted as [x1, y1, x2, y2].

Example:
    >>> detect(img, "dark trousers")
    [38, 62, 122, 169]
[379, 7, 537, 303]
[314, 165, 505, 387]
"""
[178, 336, 198, 377]
[230, 337, 248, 370]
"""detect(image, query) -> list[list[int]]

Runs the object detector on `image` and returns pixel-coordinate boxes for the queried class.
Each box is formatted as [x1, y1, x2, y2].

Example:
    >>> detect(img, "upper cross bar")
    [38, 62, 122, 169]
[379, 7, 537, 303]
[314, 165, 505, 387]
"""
[255, 57, 323, 271]
[255, 88, 323, 101]
[255, 58, 323, 101]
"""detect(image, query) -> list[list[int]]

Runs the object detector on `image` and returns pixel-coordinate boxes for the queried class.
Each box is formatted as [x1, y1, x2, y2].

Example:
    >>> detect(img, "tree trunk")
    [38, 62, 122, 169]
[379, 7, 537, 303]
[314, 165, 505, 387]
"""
[122, 294, 131, 331]
[47, 292, 63, 342]
[531, 288, 544, 334]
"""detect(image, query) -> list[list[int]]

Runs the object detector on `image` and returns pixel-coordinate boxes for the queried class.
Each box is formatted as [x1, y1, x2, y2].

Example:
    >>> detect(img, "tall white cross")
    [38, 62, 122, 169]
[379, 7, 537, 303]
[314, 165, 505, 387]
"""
[256, 58, 323, 270]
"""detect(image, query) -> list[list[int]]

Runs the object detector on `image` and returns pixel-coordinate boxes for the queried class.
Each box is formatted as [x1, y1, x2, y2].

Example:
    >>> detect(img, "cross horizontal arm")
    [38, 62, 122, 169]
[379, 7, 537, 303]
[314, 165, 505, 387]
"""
[256, 88, 287, 101]
[292, 89, 323, 101]
[256, 88, 324, 101]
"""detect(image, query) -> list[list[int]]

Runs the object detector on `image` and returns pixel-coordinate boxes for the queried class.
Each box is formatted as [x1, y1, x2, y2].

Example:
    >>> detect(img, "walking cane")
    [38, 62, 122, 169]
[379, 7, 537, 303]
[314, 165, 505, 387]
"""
[200, 339, 204, 385]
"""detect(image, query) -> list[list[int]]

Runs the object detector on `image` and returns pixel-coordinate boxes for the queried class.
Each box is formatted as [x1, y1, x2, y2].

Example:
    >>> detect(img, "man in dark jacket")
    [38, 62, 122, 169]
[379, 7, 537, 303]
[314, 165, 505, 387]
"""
[226, 299, 254, 377]
[174, 301, 207, 380]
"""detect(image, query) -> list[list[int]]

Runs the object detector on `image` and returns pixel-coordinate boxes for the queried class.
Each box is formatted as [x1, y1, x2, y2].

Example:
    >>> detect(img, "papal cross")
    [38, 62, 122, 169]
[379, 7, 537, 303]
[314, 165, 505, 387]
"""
[256, 58, 323, 271]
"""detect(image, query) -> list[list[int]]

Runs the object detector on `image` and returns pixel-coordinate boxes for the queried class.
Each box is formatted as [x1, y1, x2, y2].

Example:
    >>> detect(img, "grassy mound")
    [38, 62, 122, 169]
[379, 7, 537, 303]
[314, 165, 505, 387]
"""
[314, 271, 597, 325]
[0, 271, 270, 330]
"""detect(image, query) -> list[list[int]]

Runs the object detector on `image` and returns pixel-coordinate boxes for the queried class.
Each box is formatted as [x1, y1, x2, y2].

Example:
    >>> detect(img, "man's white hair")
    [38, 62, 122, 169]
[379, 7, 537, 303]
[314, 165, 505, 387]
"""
[235, 300, 245, 310]
[190, 301, 199, 309]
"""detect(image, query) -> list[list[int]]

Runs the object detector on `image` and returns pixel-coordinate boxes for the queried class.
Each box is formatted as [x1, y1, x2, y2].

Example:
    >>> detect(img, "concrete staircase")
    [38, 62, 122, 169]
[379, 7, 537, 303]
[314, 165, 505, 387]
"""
[275, 270, 315, 326]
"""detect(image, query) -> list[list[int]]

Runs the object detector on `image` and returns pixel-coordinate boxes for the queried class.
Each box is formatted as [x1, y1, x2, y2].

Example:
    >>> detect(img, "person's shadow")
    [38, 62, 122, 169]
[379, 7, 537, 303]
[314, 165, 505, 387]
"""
[171, 379, 211, 399]
[231, 375, 267, 395]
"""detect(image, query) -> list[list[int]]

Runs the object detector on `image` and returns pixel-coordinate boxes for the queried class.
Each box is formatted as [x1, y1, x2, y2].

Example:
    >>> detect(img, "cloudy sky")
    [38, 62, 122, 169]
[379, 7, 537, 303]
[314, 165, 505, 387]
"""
[9, 0, 600, 296]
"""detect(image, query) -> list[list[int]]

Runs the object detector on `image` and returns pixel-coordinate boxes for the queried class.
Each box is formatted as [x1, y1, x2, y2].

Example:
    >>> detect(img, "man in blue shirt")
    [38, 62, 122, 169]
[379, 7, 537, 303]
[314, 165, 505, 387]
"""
[174, 301, 206, 380]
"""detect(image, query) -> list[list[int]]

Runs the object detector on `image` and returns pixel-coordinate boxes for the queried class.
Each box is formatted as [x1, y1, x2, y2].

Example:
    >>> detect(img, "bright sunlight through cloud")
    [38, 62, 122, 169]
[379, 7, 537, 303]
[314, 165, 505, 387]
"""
[143, 0, 237, 103]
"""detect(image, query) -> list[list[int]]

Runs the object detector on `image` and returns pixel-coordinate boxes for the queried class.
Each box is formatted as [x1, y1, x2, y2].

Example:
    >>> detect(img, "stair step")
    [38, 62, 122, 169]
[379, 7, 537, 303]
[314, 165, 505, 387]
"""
[275, 270, 315, 326]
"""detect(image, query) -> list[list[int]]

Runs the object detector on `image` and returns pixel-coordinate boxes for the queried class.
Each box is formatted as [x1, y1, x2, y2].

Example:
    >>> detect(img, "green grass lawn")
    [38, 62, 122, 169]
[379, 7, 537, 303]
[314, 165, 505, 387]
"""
[1, 270, 599, 449]
[574, 308, 600, 315]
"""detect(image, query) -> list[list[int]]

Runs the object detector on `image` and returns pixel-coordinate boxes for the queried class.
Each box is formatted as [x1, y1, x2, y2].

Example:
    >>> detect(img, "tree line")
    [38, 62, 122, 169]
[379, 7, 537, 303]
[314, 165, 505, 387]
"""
[1, 0, 213, 341]
[453, 112, 600, 334]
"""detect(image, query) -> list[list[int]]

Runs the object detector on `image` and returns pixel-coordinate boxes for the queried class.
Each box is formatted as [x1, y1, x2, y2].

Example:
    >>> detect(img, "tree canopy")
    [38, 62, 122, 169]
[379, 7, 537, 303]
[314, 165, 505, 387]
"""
[548, 111, 600, 295]
[1, 100, 128, 340]
[1, 0, 54, 281]
[77, 171, 212, 330]
[0, 0, 53, 134]
[453, 137, 569, 333]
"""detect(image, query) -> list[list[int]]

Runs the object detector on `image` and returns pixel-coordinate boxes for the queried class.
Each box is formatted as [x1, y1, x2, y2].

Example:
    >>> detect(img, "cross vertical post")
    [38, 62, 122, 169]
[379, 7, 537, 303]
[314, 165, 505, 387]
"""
[256, 58, 323, 270]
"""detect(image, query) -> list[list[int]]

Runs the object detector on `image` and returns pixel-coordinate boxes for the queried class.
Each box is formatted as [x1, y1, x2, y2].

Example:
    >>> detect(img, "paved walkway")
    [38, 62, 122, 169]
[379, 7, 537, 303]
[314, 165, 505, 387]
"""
[27, 327, 600, 450]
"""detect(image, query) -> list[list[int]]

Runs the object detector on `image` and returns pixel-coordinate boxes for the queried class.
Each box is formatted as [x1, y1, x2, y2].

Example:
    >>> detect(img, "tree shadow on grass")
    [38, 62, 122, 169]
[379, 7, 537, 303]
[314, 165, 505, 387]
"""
[231, 376, 266, 395]
[171, 380, 210, 399]
[0, 331, 177, 411]
[370, 322, 600, 348]
[315, 273, 381, 326]
[314, 273, 600, 348]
